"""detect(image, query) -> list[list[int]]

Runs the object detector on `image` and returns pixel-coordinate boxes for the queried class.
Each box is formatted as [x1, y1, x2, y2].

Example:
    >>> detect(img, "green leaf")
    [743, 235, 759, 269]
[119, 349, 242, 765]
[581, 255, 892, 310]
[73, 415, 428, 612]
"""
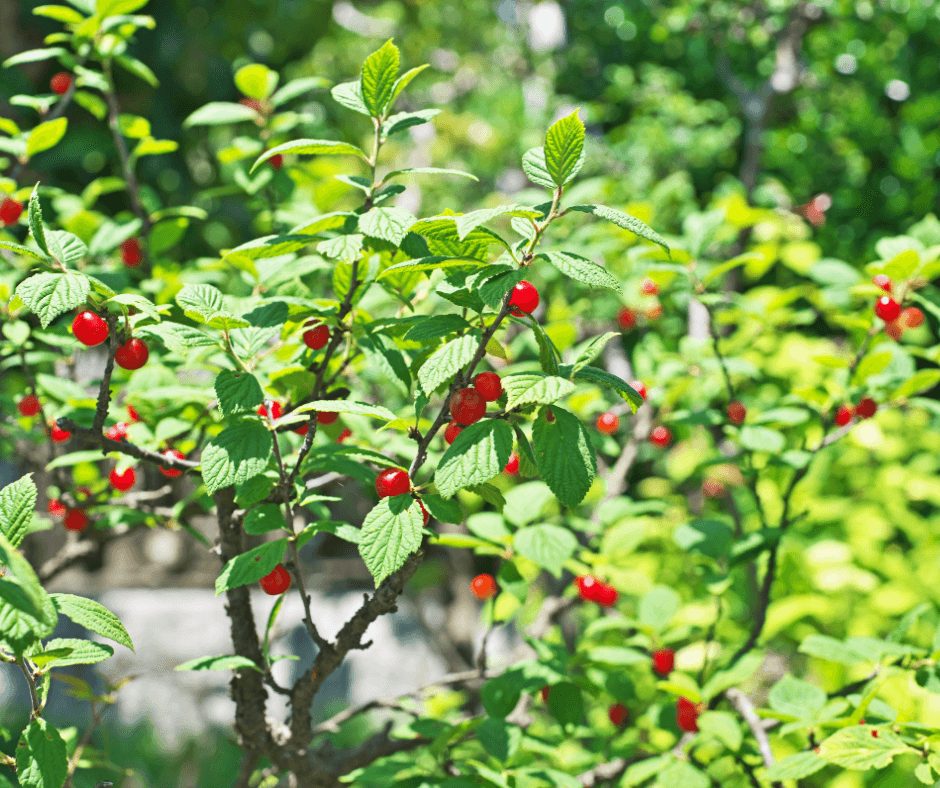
[572, 332, 619, 374]
[0, 474, 37, 549]
[673, 519, 733, 560]
[28, 183, 48, 255]
[403, 314, 470, 342]
[531, 406, 596, 508]
[798, 634, 872, 665]
[417, 334, 479, 394]
[586, 646, 648, 665]
[360, 39, 400, 117]
[546, 681, 584, 726]
[738, 425, 786, 453]
[201, 421, 273, 494]
[380, 109, 440, 140]
[16, 718, 68, 788]
[539, 250, 621, 293]
[45, 451, 106, 471]
[543, 109, 585, 186]
[3, 47, 67, 67]
[215, 538, 288, 595]
[214, 370, 264, 417]
[113, 54, 158, 87]
[477, 718, 522, 763]
[358, 497, 424, 586]
[434, 420, 514, 498]
[176, 282, 227, 322]
[769, 675, 827, 719]
[892, 369, 940, 399]
[0, 239, 48, 262]
[697, 710, 743, 750]
[234, 63, 277, 100]
[817, 727, 915, 770]
[477, 267, 530, 309]
[317, 233, 363, 261]
[568, 365, 645, 412]
[378, 255, 488, 280]
[384, 166, 478, 183]
[0, 529, 58, 650]
[271, 76, 329, 106]
[251, 138, 367, 172]
[358, 206, 417, 247]
[764, 752, 828, 781]
[14, 272, 90, 328]
[175, 654, 263, 672]
[244, 504, 287, 535]
[132, 137, 178, 159]
[45, 230, 87, 266]
[853, 351, 893, 383]
[638, 586, 681, 630]
[235, 475, 276, 508]
[422, 493, 464, 525]
[26, 118, 67, 158]
[331, 80, 370, 115]
[386, 64, 429, 109]
[33, 637, 113, 667]
[105, 293, 161, 321]
[410, 214, 511, 256]
[532, 321, 560, 376]
[183, 101, 259, 127]
[221, 233, 315, 272]
[522, 146, 559, 190]
[49, 594, 134, 651]
[655, 761, 709, 788]
[503, 373, 575, 410]
[455, 204, 543, 241]
[288, 400, 397, 423]
[481, 673, 523, 718]
[513, 524, 577, 578]
[567, 204, 670, 255]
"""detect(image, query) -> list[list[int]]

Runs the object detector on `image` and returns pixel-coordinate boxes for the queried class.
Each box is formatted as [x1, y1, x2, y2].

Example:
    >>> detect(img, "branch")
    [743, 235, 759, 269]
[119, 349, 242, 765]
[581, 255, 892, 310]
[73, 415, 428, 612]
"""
[16, 658, 40, 718]
[92, 314, 121, 435]
[726, 688, 784, 788]
[56, 418, 199, 472]
[37, 523, 136, 584]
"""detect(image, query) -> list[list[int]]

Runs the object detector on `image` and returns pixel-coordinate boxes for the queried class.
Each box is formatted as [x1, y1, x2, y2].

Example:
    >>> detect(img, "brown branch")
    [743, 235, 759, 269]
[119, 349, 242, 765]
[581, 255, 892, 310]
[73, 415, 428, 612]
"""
[726, 688, 784, 788]
[91, 314, 121, 435]
[37, 523, 136, 584]
[16, 658, 40, 718]
[56, 418, 199, 472]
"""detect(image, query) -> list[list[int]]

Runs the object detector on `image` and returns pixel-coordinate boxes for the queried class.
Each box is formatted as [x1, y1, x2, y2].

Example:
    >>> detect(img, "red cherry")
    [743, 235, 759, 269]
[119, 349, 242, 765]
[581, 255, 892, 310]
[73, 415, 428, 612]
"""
[120, 238, 142, 267]
[106, 421, 129, 441]
[594, 583, 619, 607]
[239, 97, 264, 114]
[608, 703, 629, 726]
[640, 277, 659, 296]
[450, 387, 486, 426]
[48, 498, 66, 519]
[872, 730, 879, 738]
[115, 338, 149, 370]
[676, 697, 700, 732]
[473, 372, 503, 402]
[18, 395, 40, 417]
[835, 404, 854, 426]
[72, 311, 109, 347]
[874, 296, 901, 322]
[650, 426, 672, 447]
[645, 302, 663, 320]
[337, 428, 352, 443]
[504, 452, 519, 476]
[873, 274, 892, 292]
[617, 307, 637, 330]
[902, 306, 924, 328]
[316, 411, 339, 425]
[508, 280, 539, 316]
[63, 508, 89, 532]
[50, 423, 70, 443]
[50, 72, 72, 95]
[269, 154, 284, 170]
[259, 563, 292, 595]
[0, 198, 24, 225]
[575, 575, 602, 602]
[727, 401, 746, 424]
[159, 448, 186, 478]
[294, 423, 309, 436]
[303, 323, 330, 350]
[375, 468, 411, 497]
[470, 573, 498, 600]
[629, 380, 647, 400]
[127, 404, 140, 423]
[652, 648, 675, 677]
[444, 421, 463, 445]
[257, 402, 284, 420]
[596, 412, 620, 435]
[856, 397, 877, 419]
[109, 466, 136, 492]
[540, 686, 551, 704]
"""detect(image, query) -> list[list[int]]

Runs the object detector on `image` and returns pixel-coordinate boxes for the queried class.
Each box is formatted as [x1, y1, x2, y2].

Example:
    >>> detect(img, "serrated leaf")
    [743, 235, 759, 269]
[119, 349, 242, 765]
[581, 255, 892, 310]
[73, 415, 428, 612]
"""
[380, 108, 439, 140]
[26, 117, 67, 158]
[176, 282, 224, 320]
[358, 496, 423, 586]
[215, 538, 288, 594]
[175, 654, 263, 672]
[0, 239, 48, 262]
[243, 504, 286, 535]
[817, 727, 914, 770]
[477, 718, 522, 763]
[0, 529, 58, 647]
[544, 110, 585, 186]
[503, 373, 575, 409]
[28, 183, 47, 255]
[331, 80, 370, 115]
[769, 675, 827, 719]
[317, 233, 363, 261]
[387, 63, 429, 109]
[45, 230, 87, 265]
[532, 321, 560, 375]
[378, 255, 488, 280]
[531, 406, 595, 508]
[221, 233, 315, 272]
[34, 638, 113, 667]
[358, 206, 417, 246]
[105, 293, 161, 321]
[765, 752, 828, 781]
[201, 421, 273, 494]
[417, 334, 479, 394]
[513, 524, 577, 578]
[16, 718, 68, 788]
[522, 146, 558, 190]
[14, 272, 90, 328]
[403, 314, 471, 342]
[481, 673, 522, 718]
[384, 166, 478, 182]
[360, 39, 400, 116]
[539, 250, 621, 293]
[0, 474, 37, 549]
[852, 351, 892, 383]
[567, 204, 670, 255]
[234, 63, 277, 100]
[435, 420, 514, 498]
[568, 365, 644, 412]
[214, 370, 264, 417]
[572, 332, 619, 373]
[49, 594, 134, 651]
[286, 400, 397, 422]
[478, 267, 530, 309]
[455, 204, 543, 240]
[251, 138, 367, 172]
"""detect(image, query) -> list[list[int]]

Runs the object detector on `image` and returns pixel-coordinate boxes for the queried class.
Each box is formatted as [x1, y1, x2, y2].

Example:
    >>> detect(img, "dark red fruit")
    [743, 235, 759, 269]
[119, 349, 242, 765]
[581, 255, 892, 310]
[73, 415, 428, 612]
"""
[115, 338, 149, 370]
[337, 428, 352, 443]
[109, 467, 136, 492]
[617, 307, 637, 330]
[257, 402, 283, 420]
[48, 498, 66, 519]
[239, 97, 263, 114]
[594, 583, 619, 607]
[106, 421, 129, 441]
[127, 404, 140, 422]
[72, 311, 109, 347]
[874, 296, 901, 322]
[316, 411, 338, 425]
[508, 280, 539, 316]
[902, 306, 924, 328]
[64, 508, 89, 532]
[444, 421, 463, 444]
[608, 703, 629, 726]
[727, 401, 746, 425]
[120, 238, 142, 267]
[470, 573, 497, 600]
[0, 198, 23, 225]
[835, 404, 854, 426]
[269, 154, 284, 170]
[259, 563, 292, 595]
[650, 426, 672, 447]
[640, 277, 659, 295]
[294, 423, 309, 436]
[473, 372, 503, 402]
[450, 387, 486, 426]
[504, 452, 519, 475]
[376, 468, 411, 498]
[50, 72, 72, 95]
[18, 395, 40, 417]
[540, 686, 550, 704]
[856, 397, 877, 419]
[50, 423, 70, 443]
[676, 697, 700, 732]
[596, 412, 620, 435]
[419, 500, 429, 526]
[629, 380, 647, 400]
[652, 648, 675, 677]
[303, 323, 330, 350]
[159, 448, 186, 478]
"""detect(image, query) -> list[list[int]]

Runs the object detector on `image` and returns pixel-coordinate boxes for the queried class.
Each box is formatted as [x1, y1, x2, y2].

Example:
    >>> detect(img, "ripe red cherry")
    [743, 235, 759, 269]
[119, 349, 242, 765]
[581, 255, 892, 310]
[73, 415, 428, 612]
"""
[257, 402, 283, 420]
[317, 411, 339, 425]
[269, 154, 284, 170]
[645, 302, 663, 320]
[856, 397, 877, 419]
[650, 426, 672, 447]
[834, 404, 854, 426]
[64, 508, 89, 532]
[0, 198, 24, 225]
[608, 703, 629, 726]
[450, 387, 486, 426]
[109, 466, 136, 492]
[50, 72, 72, 95]
[120, 238, 142, 267]
[418, 499, 430, 526]
[127, 404, 140, 422]
[115, 338, 149, 370]
[727, 401, 746, 424]
[376, 468, 411, 498]
[294, 423, 309, 436]
[337, 428, 352, 443]
[159, 448, 186, 478]
[575, 575, 601, 602]
[303, 323, 330, 350]
[473, 372, 503, 402]
[629, 380, 647, 400]
[48, 498, 66, 519]
[902, 306, 924, 328]
[874, 296, 901, 322]
[596, 412, 620, 434]
[106, 421, 129, 441]
[873, 274, 892, 292]
[444, 421, 463, 445]
[640, 277, 659, 296]
[508, 280, 539, 316]
[259, 563, 292, 595]
[470, 573, 498, 600]
[540, 686, 551, 704]
[594, 583, 619, 607]
[72, 311, 109, 347]
[50, 423, 70, 443]
[504, 452, 519, 476]
[18, 395, 40, 417]
[676, 697, 700, 732]
[617, 307, 637, 330]
[652, 648, 675, 677]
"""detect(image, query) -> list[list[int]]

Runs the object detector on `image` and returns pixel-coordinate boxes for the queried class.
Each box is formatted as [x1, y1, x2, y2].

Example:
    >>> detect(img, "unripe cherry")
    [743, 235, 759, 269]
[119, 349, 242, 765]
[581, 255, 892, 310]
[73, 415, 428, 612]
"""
[902, 306, 924, 328]
[473, 372, 503, 402]
[470, 573, 498, 600]
[508, 280, 539, 316]
[259, 564, 292, 595]
[640, 277, 659, 295]
[645, 302, 663, 320]
[872, 274, 892, 292]
[375, 468, 411, 498]
[72, 311, 109, 347]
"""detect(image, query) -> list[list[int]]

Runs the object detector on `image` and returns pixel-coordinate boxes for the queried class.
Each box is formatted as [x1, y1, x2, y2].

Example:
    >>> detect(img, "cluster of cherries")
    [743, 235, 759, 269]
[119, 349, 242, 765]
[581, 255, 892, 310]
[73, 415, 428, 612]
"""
[616, 276, 664, 330]
[872, 274, 924, 341]
[443, 371, 504, 444]
[72, 310, 150, 370]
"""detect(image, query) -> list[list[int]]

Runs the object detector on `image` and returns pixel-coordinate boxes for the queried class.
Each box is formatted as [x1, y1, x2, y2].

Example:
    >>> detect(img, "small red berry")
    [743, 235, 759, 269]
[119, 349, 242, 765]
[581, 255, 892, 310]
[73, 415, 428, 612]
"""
[473, 372, 503, 402]
[608, 703, 629, 726]
[106, 421, 129, 441]
[508, 280, 539, 316]
[727, 401, 746, 425]
[902, 306, 924, 328]
[317, 411, 339, 425]
[835, 404, 854, 426]
[617, 307, 637, 330]
[50, 423, 70, 443]
[294, 423, 309, 436]
[470, 573, 498, 600]
[109, 466, 136, 492]
[337, 428, 352, 443]
[856, 397, 877, 419]
[858, 719, 866, 725]
[63, 508, 89, 532]
[594, 583, 619, 607]
[629, 380, 647, 400]
[640, 277, 660, 296]
[676, 697, 700, 732]
[303, 323, 330, 350]
[120, 238, 142, 267]
[504, 452, 519, 476]
[872, 274, 892, 292]
[159, 448, 186, 478]
[0, 198, 24, 225]
[376, 468, 411, 498]
[652, 648, 675, 677]
[257, 402, 283, 420]
[596, 412, 620, 435]
[540, 686, 550, 704]
[50, 72, 72, 95]
[874, 296, 901, 322]
[575, 575, 601, 602]
[650, 426, 672, 447]
[645, 302, 663, 320]
[115, 338, 149, 370]
[127, 404, 140, 423]
[72, 311, 109, 347]
[18, 395, 40, 417]
[48, 498, 66, 519]
[871, 730, 879, 738]
[269, 154, 284, 170]
[239, 97, 264, 114]
[444, 421, 463, 445]
[259, 563, 292, 595]
[450, 387, 486, 426]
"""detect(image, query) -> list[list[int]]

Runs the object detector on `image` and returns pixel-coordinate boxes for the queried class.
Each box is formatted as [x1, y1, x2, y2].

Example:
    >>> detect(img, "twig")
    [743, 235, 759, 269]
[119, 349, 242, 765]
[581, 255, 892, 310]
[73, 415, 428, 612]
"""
[91, 314, 121, 435]
[16, 658, 40, 718]
[56, 418, 199, 472]
[726, 688, 784, 788]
